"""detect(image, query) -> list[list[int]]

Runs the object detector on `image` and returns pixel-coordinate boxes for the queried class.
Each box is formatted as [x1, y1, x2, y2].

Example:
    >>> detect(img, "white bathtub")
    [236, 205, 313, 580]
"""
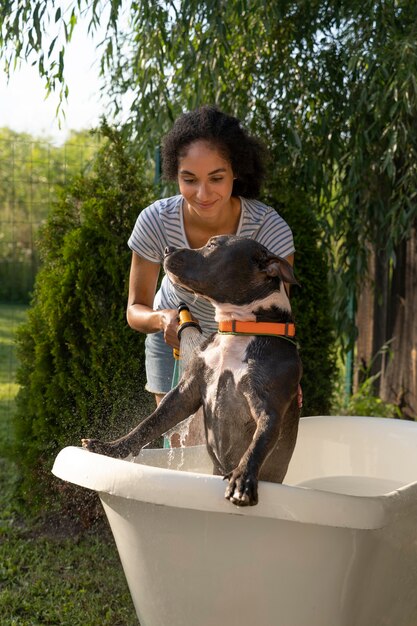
[52, 416, 417, 626]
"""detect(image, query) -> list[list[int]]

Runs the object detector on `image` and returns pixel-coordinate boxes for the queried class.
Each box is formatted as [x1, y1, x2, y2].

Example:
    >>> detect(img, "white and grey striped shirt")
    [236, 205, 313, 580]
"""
[128, 195, 295, 335]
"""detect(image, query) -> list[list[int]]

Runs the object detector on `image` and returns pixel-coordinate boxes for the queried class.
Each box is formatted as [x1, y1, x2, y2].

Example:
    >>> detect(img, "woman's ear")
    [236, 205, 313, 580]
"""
[265, 257, 300, 286]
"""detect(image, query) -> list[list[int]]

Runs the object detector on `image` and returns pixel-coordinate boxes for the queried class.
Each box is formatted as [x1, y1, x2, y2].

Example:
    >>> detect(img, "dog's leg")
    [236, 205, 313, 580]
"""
[224, 410, 280, 506]
[224, 395, 297, 506]
[82, 376, 202, 458]
[260, 398, 300, 483]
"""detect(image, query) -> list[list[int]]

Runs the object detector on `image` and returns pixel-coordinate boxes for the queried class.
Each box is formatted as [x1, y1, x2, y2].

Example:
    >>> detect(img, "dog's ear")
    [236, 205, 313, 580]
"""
[264, 256, 300, 285]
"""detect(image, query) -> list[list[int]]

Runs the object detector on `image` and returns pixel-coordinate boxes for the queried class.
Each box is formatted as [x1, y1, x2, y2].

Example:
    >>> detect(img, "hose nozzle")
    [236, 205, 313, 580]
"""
[177, 303, 202, 340]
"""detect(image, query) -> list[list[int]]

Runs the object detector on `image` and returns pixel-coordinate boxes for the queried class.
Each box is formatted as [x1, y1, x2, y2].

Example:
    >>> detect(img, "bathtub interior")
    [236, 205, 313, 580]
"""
[136, 416, 417, 497]
[286, 415, 417, 490]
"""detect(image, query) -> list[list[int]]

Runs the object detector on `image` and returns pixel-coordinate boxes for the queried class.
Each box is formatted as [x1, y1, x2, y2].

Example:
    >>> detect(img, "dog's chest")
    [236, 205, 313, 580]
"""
[202, 334, 252, 397]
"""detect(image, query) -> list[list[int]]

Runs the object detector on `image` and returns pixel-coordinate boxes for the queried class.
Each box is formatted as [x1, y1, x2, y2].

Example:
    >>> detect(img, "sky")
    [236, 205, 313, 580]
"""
[0, 16, 108, 145]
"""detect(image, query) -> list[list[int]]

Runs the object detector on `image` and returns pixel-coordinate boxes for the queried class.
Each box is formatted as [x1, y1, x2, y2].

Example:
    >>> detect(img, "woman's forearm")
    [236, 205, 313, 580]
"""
[127, 303, 180, 348]
[126, 303, 164, 334]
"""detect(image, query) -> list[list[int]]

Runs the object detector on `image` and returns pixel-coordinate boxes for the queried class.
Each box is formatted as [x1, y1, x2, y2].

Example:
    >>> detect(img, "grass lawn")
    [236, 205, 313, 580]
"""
[0, 303, 139, 625]
[0, 304, 26, 451]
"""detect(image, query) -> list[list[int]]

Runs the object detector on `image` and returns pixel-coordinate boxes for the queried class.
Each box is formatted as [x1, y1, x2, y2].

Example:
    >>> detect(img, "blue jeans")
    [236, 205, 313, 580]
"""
[144, 331, 175, 394]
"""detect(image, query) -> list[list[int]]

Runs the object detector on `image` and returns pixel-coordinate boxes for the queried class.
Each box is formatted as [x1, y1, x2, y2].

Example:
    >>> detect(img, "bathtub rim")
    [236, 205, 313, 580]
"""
[51, 415, 417, 531]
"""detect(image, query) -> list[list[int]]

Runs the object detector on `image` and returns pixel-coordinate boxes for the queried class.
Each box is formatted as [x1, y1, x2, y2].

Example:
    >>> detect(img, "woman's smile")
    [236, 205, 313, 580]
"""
[195, 199, 218, 209]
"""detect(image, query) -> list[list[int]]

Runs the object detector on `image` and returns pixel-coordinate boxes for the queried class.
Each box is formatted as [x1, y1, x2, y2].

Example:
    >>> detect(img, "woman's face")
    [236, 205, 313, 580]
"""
[178, 140, 235, 220]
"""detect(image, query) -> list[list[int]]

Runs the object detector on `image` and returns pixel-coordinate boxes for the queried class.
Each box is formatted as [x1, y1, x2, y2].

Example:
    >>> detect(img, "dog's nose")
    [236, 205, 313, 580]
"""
[164, 246, 176, 257]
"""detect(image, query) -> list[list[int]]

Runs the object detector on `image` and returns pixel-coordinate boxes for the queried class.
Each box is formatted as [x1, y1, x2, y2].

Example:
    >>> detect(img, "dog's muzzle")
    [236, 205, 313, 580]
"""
[164, 246, 177, 257]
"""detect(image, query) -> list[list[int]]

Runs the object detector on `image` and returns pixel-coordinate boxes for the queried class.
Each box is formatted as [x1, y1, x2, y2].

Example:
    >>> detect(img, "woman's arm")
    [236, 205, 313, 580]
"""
[126, 252, 180, 348]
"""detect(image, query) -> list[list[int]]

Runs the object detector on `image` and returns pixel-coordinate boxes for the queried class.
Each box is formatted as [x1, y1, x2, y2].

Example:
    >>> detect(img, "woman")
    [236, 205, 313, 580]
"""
[126, 106, 297, 433]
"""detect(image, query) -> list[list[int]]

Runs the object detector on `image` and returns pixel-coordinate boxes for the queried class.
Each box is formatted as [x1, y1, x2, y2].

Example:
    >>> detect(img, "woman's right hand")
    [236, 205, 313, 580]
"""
[159, 309, 180, 349]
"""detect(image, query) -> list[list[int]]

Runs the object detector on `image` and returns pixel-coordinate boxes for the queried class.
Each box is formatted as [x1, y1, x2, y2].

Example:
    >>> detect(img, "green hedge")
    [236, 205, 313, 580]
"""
[263, 186, 337, 416]
[13, 127, 154, 503]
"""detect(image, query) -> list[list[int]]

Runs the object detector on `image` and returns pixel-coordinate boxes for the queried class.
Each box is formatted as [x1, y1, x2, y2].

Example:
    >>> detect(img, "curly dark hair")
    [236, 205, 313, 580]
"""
[161, 105, 267, 198]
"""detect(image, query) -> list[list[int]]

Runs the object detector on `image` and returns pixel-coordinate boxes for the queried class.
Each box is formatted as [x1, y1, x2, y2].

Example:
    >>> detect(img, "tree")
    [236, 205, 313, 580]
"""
[2, 1, 415, 414]
[114, 0, 415, 414]
[3, 1, 415, 298]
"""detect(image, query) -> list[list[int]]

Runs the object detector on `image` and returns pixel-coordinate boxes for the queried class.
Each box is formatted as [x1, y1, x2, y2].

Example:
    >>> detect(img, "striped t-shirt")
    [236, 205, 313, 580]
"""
[128, 195, 295, 335]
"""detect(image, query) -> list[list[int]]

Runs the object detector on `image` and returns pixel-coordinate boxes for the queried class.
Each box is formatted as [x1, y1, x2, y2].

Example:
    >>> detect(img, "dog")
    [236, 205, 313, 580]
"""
[82, 235, 302, 506]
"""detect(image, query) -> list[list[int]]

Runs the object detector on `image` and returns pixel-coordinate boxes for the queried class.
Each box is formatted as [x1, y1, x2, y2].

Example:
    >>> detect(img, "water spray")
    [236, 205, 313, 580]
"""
[165, 303, 204, 448]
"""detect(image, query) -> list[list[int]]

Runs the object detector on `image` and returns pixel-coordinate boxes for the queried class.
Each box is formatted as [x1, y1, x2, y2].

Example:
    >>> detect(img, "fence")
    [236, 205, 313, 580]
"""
[0, 133, 100, 302]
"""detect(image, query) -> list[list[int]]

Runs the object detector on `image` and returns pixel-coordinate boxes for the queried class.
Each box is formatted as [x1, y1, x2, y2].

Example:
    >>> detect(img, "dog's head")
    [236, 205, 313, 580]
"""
[164, 235, 298, 307]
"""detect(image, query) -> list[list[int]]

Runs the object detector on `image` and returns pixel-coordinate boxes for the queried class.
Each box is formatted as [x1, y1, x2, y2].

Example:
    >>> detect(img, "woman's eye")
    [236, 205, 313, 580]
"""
[181, 176, 223, 184]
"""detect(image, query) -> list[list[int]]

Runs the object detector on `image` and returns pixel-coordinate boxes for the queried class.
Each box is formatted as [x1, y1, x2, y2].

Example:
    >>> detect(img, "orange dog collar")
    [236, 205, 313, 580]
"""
[218, 320, 296, 337]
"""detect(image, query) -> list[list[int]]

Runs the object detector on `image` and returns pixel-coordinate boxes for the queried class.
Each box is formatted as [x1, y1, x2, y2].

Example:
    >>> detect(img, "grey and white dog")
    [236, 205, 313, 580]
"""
[82, 235, 302, 506]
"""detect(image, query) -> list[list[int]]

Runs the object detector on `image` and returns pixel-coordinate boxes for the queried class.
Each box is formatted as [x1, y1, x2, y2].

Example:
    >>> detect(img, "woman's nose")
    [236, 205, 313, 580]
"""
[196, 182, 210, 200]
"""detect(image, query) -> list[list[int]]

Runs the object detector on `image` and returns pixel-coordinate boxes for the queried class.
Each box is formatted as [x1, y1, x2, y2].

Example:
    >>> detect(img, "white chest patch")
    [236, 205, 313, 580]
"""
[203, 333, 251, 389]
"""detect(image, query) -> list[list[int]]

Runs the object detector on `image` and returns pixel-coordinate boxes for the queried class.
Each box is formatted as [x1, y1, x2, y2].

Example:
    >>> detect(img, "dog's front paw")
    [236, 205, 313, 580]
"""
[224, 468, 258, 507]
[81, 438, 125, 458]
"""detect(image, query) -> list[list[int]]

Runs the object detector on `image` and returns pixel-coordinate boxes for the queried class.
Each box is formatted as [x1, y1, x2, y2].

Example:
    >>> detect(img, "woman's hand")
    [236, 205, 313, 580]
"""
[126, 254, 182, 349]
[159, 309, 180, 349]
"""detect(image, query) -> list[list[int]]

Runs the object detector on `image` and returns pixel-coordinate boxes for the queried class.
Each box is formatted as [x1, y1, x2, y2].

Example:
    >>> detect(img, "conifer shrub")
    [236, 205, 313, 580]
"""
[13, 127, 154, 505]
